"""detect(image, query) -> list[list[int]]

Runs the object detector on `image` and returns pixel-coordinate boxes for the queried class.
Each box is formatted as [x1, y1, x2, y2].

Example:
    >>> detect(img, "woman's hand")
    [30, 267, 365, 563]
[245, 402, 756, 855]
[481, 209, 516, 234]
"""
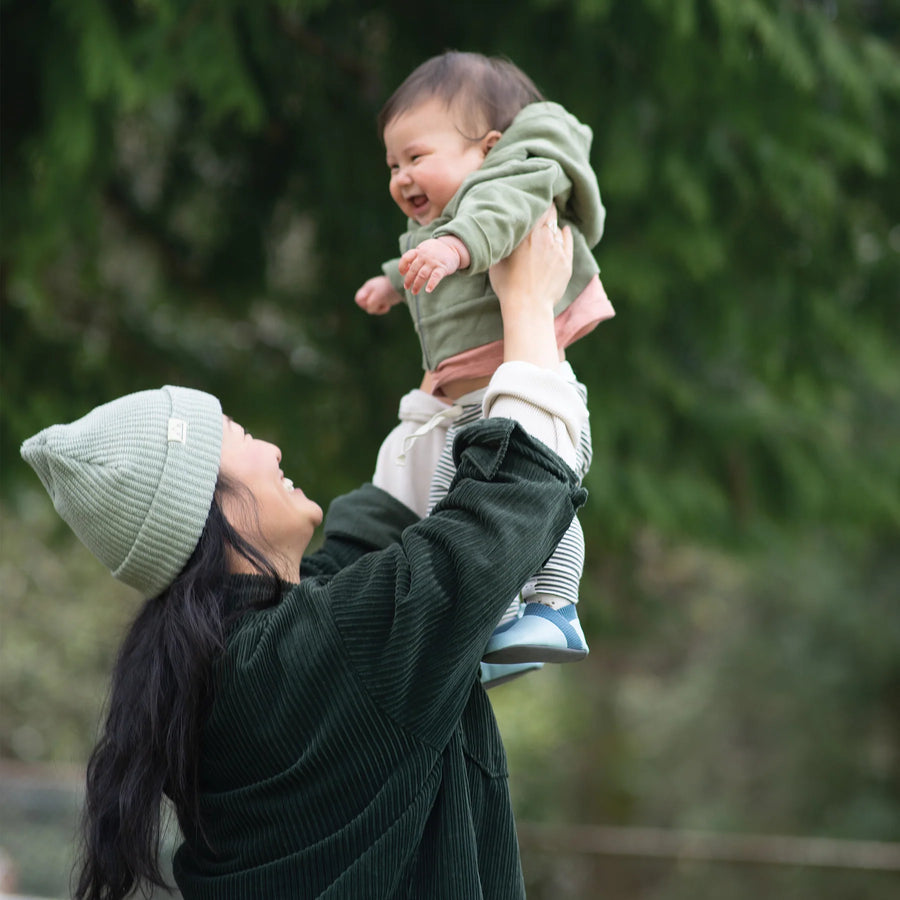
[489, 206, 573, 369]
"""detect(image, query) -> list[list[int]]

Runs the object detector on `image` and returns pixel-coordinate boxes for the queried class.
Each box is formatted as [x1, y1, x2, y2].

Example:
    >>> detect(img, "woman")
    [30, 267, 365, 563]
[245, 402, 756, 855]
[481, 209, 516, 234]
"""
[21, 210, 587, 899]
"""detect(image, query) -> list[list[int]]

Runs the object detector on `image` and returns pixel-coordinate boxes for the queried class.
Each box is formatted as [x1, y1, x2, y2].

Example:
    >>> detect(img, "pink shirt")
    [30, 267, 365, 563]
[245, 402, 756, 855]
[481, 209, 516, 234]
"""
[429, 275, 614, 397]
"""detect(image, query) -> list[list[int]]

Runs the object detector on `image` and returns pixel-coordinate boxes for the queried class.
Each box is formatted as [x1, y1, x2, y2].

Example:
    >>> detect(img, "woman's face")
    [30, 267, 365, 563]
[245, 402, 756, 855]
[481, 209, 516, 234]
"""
[218, 416, 323, 575]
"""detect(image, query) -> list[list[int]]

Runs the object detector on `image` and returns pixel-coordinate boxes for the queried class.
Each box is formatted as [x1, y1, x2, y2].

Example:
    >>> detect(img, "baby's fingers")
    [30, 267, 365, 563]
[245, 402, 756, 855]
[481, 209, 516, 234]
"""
[354, 284, 372, 309]
[398, 249, 417, 275]
[425, 268, 446, 294]
[404, 259, 428, 294]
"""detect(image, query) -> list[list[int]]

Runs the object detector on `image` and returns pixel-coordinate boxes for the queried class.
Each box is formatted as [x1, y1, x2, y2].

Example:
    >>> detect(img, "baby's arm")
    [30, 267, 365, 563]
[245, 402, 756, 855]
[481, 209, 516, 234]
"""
[398, 235, 471, 296]
[355, 275, 403, 315]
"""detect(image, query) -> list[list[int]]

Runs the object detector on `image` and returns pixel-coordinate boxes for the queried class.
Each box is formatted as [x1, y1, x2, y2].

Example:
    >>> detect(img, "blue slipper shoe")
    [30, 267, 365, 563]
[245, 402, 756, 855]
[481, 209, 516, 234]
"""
[480, 661, 544, 690]
[482, 602, 589, 664]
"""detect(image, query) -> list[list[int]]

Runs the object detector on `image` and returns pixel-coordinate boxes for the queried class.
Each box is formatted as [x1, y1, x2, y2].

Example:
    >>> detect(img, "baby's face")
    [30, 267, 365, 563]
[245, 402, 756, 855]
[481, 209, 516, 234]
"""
[384, 97, 491, 226]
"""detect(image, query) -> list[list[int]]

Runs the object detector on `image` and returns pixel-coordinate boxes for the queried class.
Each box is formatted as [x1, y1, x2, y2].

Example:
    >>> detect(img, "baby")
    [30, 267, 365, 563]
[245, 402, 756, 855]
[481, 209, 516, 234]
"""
[358, 51, 614, 675]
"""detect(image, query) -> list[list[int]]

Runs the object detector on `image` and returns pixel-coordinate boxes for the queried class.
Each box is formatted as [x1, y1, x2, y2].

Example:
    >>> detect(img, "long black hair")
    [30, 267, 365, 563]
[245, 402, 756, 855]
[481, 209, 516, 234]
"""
[73, 476, 283, 900]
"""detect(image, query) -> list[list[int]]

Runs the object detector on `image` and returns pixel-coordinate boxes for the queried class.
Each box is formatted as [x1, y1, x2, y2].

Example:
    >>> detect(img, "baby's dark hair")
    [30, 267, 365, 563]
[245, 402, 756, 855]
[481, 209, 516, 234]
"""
[378, 51, 544, 141]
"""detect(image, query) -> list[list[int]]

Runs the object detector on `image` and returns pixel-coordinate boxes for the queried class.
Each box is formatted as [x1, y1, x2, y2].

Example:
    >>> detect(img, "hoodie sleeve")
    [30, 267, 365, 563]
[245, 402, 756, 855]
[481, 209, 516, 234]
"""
[381, 257, 406, 295]
[300, 484, 418, 579]
[432, 102, 605, 273]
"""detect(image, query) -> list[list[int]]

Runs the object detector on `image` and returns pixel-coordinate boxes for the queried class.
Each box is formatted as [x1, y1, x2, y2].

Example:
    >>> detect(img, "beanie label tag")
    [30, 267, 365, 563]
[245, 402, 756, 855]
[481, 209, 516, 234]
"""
[167, 418, 188, 443]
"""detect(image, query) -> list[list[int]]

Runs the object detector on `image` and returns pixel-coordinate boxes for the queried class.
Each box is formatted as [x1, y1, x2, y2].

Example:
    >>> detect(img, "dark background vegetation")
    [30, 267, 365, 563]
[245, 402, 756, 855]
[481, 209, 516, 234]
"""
[1, 1, 899, 897]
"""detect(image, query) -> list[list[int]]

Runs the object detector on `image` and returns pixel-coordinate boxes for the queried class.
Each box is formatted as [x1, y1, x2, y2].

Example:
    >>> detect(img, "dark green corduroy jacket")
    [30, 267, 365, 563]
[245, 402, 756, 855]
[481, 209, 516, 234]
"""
[173, 419, 586, 898]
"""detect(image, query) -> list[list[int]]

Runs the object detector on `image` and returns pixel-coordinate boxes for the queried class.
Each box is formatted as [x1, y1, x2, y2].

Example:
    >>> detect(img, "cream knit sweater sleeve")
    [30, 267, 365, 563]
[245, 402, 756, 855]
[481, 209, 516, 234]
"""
[483, 361, 587, 471]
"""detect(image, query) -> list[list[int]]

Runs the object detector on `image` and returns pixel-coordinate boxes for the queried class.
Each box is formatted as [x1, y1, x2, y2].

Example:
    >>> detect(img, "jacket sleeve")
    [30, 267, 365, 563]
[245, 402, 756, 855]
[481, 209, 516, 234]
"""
[300, 484, 418, 579]
[380, 257, 405, 295]
[327, 418, 586, 749]
[433, 159, 568, 275]
[432, 102, 605, 273]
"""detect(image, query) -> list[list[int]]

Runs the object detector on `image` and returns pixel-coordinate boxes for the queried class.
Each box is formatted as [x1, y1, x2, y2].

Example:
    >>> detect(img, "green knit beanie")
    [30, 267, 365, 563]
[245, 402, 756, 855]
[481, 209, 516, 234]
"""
[20, 386, 223, 597]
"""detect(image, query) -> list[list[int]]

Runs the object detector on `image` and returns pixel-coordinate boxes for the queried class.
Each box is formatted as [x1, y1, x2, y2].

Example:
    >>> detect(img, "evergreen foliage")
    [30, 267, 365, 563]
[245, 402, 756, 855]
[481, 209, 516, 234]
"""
[3, 0, 898, 541]
[1, 3, 898, 897]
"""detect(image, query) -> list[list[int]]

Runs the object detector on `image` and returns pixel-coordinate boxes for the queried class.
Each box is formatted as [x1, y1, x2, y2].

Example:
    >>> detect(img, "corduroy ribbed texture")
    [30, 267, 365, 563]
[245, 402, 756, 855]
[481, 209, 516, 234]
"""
[20, 385, 222, 597]
[173, 420, 586, 899]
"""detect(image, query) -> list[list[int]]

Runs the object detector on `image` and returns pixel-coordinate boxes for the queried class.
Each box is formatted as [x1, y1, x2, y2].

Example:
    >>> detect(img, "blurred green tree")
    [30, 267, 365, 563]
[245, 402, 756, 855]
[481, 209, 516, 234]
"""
[1, 3, 899, 897]
[3, 0, 897, 543]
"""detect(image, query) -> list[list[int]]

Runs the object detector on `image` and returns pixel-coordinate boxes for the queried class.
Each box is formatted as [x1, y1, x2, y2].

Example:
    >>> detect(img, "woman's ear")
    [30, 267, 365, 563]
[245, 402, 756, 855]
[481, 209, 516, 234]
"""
[481, 130, 502, 156]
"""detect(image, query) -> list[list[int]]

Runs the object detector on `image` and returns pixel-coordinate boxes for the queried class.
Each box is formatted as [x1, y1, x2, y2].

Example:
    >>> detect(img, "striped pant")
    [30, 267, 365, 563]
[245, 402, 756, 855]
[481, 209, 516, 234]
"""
[427, 368, 592, 607]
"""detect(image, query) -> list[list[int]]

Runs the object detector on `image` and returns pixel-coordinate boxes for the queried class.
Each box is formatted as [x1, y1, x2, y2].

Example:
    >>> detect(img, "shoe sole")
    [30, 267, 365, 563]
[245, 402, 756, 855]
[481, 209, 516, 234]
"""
[482, 645, 589, 665]
[480, 661, 544, 690]
[482, 669, 531, 689]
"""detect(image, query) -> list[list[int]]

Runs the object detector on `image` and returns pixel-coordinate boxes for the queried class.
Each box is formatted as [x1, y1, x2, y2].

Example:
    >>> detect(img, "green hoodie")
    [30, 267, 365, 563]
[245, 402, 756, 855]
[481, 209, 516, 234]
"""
[383, 101, 605, 371]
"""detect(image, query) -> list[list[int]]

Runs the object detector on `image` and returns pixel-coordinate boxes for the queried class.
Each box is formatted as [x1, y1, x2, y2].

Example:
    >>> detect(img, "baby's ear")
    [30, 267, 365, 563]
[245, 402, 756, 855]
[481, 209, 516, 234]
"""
[481, 130, 502, 155]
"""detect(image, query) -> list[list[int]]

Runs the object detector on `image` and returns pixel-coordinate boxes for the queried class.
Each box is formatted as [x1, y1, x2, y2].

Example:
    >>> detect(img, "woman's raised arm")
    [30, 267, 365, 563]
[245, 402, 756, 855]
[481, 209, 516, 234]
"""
[490, 205, 573, 370]
[485, 206, 585, 471]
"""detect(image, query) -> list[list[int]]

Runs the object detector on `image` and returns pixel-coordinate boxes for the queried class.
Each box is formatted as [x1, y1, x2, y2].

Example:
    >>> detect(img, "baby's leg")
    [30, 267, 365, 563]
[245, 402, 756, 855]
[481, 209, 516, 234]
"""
[519, 363, 591, 606]
[426, 393, 485, 514]
[373, 388, 451, 518]
[393, 390, 543, 688]
[428, 393, 526, 635]
[524, 515, 585, 607]
[483, 362, 593, 664]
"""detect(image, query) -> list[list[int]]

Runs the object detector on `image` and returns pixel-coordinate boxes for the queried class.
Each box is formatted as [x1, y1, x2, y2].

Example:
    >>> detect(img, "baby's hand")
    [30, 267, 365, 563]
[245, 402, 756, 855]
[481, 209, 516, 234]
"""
[355, 276, 403, 315]
[398, 237, 468, 295]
